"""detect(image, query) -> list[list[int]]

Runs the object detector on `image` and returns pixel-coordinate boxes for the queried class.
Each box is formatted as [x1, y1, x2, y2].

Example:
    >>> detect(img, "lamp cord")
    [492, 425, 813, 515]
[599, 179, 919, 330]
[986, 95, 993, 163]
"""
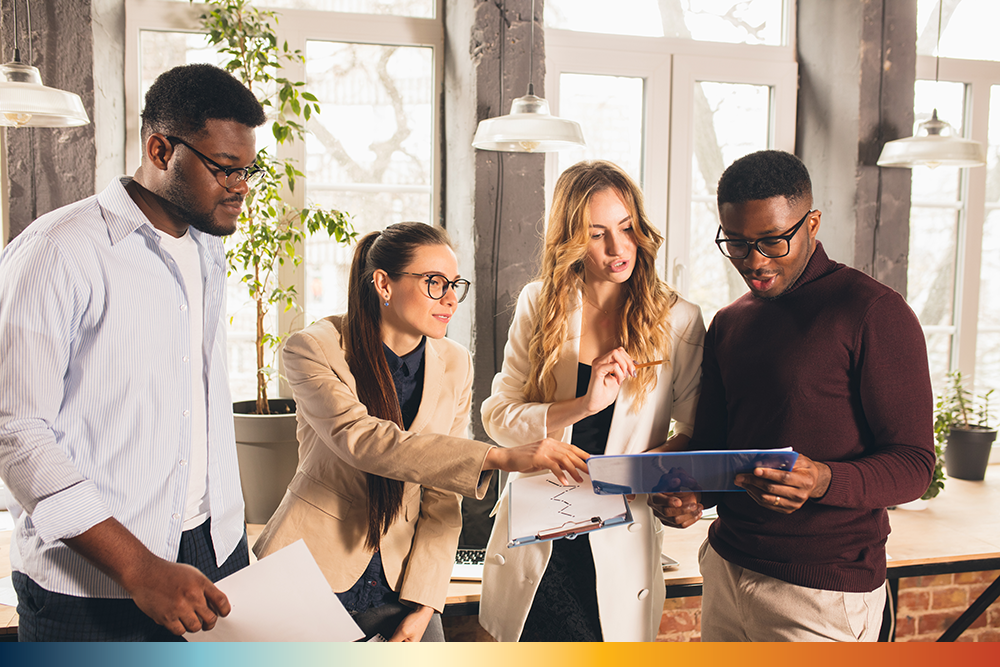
[527, 0, 534, 96]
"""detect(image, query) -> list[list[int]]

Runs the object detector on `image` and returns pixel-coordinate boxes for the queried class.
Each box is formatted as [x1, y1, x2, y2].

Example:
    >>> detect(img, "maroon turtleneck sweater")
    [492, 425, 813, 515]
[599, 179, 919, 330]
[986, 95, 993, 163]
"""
[691, 242, 935, 593]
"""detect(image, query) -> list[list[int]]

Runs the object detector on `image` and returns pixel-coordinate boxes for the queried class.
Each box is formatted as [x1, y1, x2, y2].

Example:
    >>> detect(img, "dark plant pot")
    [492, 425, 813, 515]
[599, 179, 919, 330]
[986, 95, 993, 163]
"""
[233, 399, 299, 524]
[944, 427, 997, 481]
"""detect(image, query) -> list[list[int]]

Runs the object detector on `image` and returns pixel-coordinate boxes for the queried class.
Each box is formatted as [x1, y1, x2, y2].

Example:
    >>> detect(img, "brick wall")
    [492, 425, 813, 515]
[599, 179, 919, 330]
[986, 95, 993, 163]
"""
[895, 570, 1000, 642]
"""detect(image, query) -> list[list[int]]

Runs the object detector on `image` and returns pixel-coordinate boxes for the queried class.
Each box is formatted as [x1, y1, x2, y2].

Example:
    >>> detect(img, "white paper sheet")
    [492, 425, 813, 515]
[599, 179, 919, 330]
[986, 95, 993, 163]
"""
[0, 576, 16, 608]
[507, 471, 630, 546]
[187, 539, 363, 642]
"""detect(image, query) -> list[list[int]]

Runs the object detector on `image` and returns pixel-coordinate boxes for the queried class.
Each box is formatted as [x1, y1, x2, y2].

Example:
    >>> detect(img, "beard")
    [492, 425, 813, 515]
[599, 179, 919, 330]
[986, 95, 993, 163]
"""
[162, 172, 240, 237]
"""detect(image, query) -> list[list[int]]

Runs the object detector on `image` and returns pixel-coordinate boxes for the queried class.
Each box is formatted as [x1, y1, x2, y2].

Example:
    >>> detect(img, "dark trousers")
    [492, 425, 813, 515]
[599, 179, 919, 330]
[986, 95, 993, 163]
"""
[14, 519, 249, 642]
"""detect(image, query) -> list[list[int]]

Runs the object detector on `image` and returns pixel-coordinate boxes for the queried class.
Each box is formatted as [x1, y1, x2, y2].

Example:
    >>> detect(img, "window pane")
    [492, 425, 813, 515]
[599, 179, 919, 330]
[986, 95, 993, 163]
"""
[688, 81, 770, 323]
[140, 30, 277, 403]
[556, 74, 644, 185]
[926, 331, 954, 389]
[908, 207, 959, 329]
[546, 0, 784, 45]
[917, 0, 1000, 62]
[161, 0, 434, 18]
[304, 41, 434, 323]
[977, 210, 1000, 392]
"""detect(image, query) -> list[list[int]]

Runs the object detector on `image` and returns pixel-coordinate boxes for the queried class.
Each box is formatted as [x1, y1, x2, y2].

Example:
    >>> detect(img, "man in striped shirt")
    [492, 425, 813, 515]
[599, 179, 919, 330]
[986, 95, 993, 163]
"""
[0, 64, 266, 641]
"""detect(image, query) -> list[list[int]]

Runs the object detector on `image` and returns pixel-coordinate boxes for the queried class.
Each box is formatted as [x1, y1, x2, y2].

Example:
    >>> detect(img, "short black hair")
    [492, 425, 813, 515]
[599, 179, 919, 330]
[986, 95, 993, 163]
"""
[140, 63, 266, 139]
[717, 150, 812, 208]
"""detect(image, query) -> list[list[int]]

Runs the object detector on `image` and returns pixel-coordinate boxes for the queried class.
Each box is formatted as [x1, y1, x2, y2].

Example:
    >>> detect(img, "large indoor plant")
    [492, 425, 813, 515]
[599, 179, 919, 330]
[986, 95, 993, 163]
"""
[935, 371, 996, 482]
[195, 0, 356, 522]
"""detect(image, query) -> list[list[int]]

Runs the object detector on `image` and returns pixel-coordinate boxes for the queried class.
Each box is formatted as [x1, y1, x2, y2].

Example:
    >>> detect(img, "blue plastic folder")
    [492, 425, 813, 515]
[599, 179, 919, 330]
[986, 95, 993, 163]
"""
[587, 449, 799, 495]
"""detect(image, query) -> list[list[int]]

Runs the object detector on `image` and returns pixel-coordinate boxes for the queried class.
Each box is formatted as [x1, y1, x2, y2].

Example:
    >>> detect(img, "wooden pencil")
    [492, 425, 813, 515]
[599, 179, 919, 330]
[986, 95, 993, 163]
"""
[634, 359, 665, 369]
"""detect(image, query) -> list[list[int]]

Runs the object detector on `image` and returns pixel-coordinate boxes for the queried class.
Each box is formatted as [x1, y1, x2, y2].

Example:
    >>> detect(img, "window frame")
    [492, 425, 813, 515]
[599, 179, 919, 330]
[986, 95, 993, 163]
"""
[124, 0, 444, 397]
[542, 11, 799, 297]
[912, 54, 1000, 386]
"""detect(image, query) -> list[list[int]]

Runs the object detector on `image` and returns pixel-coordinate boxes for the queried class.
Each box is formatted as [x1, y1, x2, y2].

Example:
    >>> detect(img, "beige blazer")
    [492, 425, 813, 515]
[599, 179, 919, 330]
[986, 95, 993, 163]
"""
[253, 316, 494, 612]
[479, 282, 706, 641]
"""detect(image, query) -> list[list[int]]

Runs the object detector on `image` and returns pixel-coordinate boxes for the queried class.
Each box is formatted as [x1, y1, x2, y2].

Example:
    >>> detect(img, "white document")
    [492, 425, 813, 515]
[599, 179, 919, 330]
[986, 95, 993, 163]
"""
[0, 576, 16, 608]
[187, 539, 363, 642]
[507, 471, 631, 547]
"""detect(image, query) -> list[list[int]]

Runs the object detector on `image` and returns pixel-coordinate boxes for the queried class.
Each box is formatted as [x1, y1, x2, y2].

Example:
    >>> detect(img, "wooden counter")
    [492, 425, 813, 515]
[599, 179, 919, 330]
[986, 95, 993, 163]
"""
[3, 463, 999, 637]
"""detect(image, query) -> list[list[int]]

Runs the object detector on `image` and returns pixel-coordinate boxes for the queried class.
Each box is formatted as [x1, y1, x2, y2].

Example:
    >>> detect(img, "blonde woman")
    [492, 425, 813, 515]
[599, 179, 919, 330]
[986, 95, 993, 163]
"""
[479, 161, 706, 642]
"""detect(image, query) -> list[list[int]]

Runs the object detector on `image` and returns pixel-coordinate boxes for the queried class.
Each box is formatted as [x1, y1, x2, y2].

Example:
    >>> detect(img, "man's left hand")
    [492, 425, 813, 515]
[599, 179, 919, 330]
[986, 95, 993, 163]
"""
[734, 453, 831, 514]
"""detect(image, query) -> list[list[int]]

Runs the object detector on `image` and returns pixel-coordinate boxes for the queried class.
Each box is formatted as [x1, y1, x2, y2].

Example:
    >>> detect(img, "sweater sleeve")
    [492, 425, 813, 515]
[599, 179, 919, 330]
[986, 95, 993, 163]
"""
[816, 292, 936, 508]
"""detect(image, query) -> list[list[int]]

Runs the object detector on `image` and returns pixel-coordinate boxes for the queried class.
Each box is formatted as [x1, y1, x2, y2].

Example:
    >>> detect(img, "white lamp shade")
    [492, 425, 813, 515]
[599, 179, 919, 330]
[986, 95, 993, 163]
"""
[0, 62, 89, 128]
[473, 94, 585, 153]
[877, 111, 985, 169]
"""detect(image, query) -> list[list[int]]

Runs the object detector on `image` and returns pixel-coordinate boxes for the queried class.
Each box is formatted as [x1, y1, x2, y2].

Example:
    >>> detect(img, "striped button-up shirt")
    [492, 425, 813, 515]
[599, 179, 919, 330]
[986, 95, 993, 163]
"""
[0, 177, 245, 598]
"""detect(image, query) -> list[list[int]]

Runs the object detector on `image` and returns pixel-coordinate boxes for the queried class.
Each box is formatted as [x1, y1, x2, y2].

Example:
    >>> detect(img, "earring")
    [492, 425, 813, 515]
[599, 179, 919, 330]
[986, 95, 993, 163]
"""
[384, 300, 389, 307]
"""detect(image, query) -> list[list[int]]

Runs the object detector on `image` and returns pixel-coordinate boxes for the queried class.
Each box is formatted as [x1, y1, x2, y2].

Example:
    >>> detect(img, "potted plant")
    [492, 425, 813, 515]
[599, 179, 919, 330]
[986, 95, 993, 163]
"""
[195, 0, 356, 522]
[935, 371, 996, 482]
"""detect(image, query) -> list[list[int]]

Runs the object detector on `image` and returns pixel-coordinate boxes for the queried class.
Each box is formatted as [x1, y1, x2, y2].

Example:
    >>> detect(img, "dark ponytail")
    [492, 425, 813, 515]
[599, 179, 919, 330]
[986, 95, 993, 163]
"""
[343, 222, 454, 551]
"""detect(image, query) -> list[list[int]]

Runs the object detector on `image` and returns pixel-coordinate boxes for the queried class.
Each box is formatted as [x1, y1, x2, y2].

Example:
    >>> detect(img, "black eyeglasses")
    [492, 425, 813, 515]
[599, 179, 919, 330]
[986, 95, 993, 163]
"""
[396, 272, 471, 303]
[166, 136, 264, 189]
[715, 209, 814, 259]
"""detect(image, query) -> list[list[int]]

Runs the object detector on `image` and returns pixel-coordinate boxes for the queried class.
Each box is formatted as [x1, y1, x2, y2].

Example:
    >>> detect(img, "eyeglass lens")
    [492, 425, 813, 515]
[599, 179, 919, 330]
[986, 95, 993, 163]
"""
[424, 275, 470, 302]
[718, 237, 789, 259]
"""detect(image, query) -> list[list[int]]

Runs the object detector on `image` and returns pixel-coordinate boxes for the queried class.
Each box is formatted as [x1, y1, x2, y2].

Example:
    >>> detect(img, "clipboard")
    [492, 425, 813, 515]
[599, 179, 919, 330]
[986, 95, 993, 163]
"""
[507, 471, 632, 547]
[588, 448, 799, 495]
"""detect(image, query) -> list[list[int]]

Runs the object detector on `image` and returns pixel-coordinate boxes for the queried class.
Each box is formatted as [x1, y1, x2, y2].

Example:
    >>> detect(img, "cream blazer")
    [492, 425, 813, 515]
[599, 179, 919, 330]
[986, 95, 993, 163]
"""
[253, 316, 494, 612]
[479, 282, 706, 642]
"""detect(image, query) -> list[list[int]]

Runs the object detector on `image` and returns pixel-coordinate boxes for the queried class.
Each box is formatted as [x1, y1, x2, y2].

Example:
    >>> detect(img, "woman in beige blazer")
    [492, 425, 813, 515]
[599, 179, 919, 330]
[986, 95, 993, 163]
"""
[479, 162, 707, 642]
[253, 223, 587, 641]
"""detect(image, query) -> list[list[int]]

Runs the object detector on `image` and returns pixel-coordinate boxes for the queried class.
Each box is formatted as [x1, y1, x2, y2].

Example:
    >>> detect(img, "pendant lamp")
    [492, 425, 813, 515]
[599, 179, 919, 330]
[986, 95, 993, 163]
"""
[472, 0, 584, 153]
[0, 0, 89, 128]
[877, 2, 983, 169]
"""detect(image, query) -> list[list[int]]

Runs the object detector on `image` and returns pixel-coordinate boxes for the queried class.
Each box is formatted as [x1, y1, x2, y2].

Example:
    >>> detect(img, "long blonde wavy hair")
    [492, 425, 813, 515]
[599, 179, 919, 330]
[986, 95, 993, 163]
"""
[524, 160, 677, 411]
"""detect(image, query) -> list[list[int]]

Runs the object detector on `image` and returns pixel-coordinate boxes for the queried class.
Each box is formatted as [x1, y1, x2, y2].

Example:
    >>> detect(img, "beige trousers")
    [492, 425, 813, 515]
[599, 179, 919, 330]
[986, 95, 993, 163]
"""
[698, 539, 886, 642]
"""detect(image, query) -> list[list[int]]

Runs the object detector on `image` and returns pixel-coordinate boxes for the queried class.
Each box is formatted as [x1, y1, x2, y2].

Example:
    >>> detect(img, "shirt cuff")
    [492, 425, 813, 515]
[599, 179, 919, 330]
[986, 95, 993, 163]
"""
[672, 421, 695, 438]
[30, 480, 113, 543]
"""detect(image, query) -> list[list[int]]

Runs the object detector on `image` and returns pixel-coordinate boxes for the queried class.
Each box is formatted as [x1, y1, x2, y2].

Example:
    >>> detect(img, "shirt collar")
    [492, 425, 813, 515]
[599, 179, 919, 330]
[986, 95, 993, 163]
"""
[383, 337, 426, 377]
[98, 176, 225, 270]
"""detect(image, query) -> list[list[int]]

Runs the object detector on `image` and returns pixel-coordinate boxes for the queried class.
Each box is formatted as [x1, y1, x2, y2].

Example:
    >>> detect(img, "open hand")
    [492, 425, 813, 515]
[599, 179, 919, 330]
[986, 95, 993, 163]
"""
[485, 438, 589, 485]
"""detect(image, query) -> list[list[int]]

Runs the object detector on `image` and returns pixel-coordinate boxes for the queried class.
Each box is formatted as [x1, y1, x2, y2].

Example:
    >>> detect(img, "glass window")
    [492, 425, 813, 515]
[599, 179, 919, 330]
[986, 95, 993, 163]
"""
[975, 85, 1000, 391]
[689, 81, 770, 323]
[917, 0, 1000, 62]
[546, 0, 784, 45]
[907, 80, 967, 387]
[303, 41, 435, 324]
[160, 0, 435, 18]
[556, 73, 645, 185]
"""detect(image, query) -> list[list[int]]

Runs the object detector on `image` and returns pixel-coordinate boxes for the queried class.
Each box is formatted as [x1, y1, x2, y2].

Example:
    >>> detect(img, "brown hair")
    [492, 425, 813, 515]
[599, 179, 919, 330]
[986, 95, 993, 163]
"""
[343, 222, 454, 551]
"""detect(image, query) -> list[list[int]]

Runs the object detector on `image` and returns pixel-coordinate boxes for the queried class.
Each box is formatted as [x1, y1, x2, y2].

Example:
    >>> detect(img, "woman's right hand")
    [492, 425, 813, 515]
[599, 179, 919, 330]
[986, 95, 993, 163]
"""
[582, 346, 635, 415]
[484, 438, 589, 485]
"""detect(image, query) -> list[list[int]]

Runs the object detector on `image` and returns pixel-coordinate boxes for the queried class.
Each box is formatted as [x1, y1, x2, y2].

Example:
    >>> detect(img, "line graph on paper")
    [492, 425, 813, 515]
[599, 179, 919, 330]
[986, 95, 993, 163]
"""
[507, 471, 630, 545]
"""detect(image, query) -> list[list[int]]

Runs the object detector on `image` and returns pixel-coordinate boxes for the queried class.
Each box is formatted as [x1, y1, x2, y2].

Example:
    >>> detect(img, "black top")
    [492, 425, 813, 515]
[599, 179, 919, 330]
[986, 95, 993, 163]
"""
[337, 338, 427, 614]
[571, 363, 615, 456]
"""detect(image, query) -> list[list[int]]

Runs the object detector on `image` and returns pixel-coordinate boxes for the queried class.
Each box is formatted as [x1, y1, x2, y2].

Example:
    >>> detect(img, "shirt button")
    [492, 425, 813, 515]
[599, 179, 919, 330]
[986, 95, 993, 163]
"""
[182, 410, 190, 417]
[628, 522, 643, 533]
[637, 589, 649, 600]
[179, 459, 188, 466]
[172, 513, 181, 520]
[180, 304, 188, 311]
[182, 356, 189, 363]
[493, 554, 505, 565]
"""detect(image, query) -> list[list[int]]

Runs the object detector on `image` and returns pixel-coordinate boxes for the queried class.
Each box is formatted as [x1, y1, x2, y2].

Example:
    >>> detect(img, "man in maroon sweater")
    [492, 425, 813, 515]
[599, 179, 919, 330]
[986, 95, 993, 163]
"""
[651, 150, 935, 641]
